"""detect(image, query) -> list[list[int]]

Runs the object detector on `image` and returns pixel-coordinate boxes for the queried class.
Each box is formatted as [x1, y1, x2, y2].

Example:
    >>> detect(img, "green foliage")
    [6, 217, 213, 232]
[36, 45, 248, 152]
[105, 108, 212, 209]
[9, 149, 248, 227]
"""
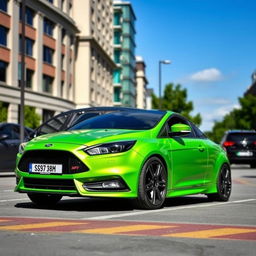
[0, 102, 8, 122]
[152, 83, 202, 126]
[24, 106, 41, 129]
[206, 94, 256, 143]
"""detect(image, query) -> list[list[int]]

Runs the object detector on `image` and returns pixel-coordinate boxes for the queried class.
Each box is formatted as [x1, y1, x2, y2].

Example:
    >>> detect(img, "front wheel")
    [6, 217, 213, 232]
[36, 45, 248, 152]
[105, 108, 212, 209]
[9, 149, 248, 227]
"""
[27, 193, 62, 208]
[207, 164, 231, 201]
[136, 157, 167, 210]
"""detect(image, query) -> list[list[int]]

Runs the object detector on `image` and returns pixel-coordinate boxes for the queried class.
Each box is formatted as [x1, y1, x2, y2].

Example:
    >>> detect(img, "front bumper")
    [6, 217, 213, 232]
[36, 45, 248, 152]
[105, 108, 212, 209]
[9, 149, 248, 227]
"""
[15, 148, 144, 198]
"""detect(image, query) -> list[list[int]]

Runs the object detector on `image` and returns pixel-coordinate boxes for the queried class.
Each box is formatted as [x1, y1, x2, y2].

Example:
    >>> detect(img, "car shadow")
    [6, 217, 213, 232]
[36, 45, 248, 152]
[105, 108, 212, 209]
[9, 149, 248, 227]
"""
[15, 195, 211, 212]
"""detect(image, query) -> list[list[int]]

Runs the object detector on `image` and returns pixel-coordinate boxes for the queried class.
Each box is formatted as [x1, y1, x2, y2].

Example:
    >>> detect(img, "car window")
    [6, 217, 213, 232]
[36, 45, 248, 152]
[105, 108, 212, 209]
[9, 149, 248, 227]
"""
[37, 114, 70, 135]
[191, 123, 207, 139]
[0, 124, 12, 138]
[11, 124, 20, 139]
[69, 111, 166, 130]
[227, 133, 256, 142]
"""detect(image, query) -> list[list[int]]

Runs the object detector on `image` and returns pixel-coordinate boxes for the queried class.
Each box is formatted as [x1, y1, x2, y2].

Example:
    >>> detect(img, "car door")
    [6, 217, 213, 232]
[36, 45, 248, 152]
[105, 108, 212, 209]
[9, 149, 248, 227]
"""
[166, 115, 208, 190]
[0, 124, 20, 171]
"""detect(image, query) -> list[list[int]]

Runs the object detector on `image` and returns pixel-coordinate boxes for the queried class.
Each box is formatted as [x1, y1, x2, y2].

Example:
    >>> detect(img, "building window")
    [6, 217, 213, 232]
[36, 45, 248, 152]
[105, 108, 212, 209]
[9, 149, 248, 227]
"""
[0, 0, 8, 12]
[42, 75, 53, 93]
[114, 87, 121, 102]
[47, 0, 54, 3]
[0, 26, 7, 46]
[26, 69, 33, 88]
[19, 6, 35, 26]
[114, 12, 121, 26]
[114, 31, 121, 45]
[43, 18, 55, 36]
[113, 69, 121, 84]
[60, 81, 64, 97]
[61, 54, 65, 69]
[19, 37, 34, 56]
[0, 60, 7, 82]
[114, 50, 121, 64]
[43, 46, 54, 64]
[61, 28, 66, 42]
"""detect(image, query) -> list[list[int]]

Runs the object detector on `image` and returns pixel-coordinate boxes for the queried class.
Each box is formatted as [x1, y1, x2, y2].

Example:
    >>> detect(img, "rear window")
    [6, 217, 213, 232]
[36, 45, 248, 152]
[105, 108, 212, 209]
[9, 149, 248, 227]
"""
[227, 133, 256, 141]
[69, 111, 166, 130]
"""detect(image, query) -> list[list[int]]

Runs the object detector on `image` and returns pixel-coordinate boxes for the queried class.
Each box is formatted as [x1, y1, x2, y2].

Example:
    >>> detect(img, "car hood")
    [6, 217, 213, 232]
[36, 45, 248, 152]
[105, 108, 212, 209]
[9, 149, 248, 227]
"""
[30, 129, 148, 146]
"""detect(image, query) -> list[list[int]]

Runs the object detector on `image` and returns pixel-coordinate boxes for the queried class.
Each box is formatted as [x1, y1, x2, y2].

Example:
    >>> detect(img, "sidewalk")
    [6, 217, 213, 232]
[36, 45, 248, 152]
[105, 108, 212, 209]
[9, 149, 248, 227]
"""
[0, 172, 15, 178]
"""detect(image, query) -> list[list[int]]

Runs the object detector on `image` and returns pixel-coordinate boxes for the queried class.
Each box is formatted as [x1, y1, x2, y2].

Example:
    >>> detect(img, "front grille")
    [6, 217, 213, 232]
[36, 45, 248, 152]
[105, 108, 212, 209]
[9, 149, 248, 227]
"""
[24, 178, 76, 190]
[18, 150, 89, 174]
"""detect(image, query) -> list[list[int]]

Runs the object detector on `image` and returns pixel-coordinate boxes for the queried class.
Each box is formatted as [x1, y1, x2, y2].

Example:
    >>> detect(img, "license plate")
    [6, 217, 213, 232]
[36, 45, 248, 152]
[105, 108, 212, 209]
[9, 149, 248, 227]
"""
[29, 163, 62, 174]
[236, 151, 253, 157]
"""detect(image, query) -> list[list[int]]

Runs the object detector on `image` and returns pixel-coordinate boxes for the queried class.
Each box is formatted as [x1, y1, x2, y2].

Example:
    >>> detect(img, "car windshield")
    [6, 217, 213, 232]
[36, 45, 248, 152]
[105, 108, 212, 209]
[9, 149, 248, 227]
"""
[227, 133, 256, 141]
[69, 111, 166, 130]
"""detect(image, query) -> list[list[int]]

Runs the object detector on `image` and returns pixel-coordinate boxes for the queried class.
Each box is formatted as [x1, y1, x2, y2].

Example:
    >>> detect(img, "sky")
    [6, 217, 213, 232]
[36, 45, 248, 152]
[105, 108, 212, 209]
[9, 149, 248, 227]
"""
[129, 0, 256, 131]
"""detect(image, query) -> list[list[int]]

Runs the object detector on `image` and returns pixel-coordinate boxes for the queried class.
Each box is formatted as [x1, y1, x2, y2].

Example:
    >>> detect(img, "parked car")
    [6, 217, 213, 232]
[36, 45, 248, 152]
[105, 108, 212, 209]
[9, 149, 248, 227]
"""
[0, 123, 33, 172]
[221, 130, 256, 168]
[15, 108, 231, 209]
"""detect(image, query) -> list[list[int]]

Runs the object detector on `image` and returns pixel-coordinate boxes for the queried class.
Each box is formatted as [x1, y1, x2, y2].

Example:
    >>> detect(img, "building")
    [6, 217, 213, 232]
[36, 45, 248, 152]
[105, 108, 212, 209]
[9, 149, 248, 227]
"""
[145, 88, 153, 110]
[135, 56, 148, 109]
[0, 0, 115, 124]
[113, 0, 136, 107]
[73, 0, 115, 108]
[245, 70, 256, 96]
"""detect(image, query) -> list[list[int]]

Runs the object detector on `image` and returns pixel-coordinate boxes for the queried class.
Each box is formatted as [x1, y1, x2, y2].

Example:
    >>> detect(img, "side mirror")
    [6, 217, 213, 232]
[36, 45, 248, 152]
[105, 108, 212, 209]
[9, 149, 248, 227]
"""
[0, 134, 9, 141]
[169, 124, 191, 137]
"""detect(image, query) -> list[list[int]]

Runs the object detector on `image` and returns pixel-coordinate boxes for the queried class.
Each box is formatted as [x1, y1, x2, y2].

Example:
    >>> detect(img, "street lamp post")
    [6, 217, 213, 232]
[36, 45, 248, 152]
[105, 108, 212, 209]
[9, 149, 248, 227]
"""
[20, 0, 26, 142]
[158, 60, 171, 110]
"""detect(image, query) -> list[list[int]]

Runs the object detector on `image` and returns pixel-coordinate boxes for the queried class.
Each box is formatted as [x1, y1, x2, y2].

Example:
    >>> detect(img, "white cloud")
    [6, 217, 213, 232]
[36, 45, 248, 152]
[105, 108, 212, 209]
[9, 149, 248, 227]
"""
[200, 104, 240, 131]
[190, 68, 223, 82]
[198, 98, 231, 105]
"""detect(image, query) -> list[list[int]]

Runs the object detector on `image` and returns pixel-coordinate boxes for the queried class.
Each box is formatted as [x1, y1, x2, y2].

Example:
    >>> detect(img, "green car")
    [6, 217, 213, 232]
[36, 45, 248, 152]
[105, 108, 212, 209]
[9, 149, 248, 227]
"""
[15, 108, 231, 209]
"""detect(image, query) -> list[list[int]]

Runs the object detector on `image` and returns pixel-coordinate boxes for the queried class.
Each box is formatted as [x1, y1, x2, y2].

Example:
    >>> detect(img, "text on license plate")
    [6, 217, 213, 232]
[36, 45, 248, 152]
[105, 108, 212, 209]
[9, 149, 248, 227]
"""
[29, 163, 62, 174]
[236, 151, 253, 157]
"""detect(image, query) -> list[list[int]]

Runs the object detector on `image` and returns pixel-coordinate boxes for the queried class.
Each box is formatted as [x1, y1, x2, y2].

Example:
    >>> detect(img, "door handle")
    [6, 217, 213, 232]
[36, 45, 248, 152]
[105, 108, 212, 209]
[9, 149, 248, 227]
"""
[198, 145, 205, 152]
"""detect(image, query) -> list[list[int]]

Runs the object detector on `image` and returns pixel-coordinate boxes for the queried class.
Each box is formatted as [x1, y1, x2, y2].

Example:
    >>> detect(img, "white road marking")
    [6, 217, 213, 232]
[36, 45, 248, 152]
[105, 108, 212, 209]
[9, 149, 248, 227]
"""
[0, 198, 26, 203]
[84, 199, 256, 220]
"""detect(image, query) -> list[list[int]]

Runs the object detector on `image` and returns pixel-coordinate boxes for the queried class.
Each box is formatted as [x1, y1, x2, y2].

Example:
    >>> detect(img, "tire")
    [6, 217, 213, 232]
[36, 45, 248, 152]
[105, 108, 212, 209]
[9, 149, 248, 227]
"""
[250, 163, 256, 169]
[136, 156, 167, 210]
[27, 193, 62, 208]
[207, 164, 231, 201]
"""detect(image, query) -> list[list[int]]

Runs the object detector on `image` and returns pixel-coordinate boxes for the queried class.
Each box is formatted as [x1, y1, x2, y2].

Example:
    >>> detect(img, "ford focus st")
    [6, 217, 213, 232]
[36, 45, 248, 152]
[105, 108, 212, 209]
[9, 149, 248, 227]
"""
[15, 108, 231, 209]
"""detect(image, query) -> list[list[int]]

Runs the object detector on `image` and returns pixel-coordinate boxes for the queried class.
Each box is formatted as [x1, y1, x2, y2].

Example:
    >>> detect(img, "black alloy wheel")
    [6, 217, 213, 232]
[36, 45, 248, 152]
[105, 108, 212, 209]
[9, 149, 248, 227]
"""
[27, 193, 62, 208]
[207, 164, 232, 201]
[136, 157, 167, 209]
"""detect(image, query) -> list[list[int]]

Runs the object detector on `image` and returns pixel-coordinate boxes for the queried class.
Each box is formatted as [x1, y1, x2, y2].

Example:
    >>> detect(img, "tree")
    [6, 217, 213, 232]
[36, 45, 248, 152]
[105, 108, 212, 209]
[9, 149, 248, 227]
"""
[24, 106, 41, 129]
[152, 83, 202, 126]
[205, 94, 256, 143]
[0, 102, 8, 122]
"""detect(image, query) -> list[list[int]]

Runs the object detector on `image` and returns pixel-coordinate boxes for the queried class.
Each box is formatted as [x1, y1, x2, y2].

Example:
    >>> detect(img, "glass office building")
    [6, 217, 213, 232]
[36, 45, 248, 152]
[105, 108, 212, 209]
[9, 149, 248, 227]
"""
[113, 1, 136, 107]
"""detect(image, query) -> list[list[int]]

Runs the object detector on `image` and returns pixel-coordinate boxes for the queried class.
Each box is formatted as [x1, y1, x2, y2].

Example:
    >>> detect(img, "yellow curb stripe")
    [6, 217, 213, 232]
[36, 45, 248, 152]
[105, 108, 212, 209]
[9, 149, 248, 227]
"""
[77, 225, 173, 234]
[164, 228, 256, 238]
[0, 221, 85, 230]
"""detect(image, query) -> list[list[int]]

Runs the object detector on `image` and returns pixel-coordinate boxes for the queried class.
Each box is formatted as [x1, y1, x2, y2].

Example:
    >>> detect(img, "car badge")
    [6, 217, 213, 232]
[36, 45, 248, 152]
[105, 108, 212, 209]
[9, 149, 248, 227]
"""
[45, 143, 53, 147]
[241, 139, 247, 147]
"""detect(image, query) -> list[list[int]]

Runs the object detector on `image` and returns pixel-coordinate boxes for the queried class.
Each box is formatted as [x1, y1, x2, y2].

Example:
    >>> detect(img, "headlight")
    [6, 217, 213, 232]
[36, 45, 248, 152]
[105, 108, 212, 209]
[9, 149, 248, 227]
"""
[84, 140, 136, 156]
[18, 142, 27, 154]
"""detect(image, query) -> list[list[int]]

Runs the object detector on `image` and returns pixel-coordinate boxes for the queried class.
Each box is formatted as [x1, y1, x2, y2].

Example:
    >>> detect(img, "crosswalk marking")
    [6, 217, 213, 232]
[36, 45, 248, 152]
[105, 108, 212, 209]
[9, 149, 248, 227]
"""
[0, 221, 85, 230]
[164, 228, 256, 238]
[77, 224, 173, 234]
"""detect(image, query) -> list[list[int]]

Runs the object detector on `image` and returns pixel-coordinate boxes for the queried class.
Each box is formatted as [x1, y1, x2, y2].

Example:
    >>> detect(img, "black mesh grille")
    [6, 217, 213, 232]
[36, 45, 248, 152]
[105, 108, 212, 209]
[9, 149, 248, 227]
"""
[18, 150, 89, 174]
[23, 178, 76, 190]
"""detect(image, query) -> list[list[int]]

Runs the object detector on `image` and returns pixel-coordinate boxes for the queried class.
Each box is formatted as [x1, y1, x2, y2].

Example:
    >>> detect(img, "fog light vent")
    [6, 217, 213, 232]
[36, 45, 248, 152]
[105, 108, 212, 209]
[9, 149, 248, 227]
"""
[83, 179, 129, 191]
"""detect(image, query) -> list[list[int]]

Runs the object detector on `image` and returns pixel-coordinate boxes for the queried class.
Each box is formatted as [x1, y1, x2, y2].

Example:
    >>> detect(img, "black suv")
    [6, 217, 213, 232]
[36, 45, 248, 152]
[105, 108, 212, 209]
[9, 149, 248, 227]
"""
[221, 130, 256, 168]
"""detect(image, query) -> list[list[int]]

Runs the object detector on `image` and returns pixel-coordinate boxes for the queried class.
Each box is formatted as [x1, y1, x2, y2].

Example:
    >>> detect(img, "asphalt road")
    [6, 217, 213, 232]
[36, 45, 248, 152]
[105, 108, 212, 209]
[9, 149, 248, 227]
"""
[0, 165, 255, 256]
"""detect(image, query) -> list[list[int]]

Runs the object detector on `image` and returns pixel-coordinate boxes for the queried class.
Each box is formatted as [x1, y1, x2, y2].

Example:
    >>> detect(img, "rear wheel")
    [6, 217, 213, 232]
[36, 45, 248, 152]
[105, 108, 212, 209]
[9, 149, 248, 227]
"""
[27, 193, 62, 208]
[136, 157, 167, 210]
[207, 164, 231, 201]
